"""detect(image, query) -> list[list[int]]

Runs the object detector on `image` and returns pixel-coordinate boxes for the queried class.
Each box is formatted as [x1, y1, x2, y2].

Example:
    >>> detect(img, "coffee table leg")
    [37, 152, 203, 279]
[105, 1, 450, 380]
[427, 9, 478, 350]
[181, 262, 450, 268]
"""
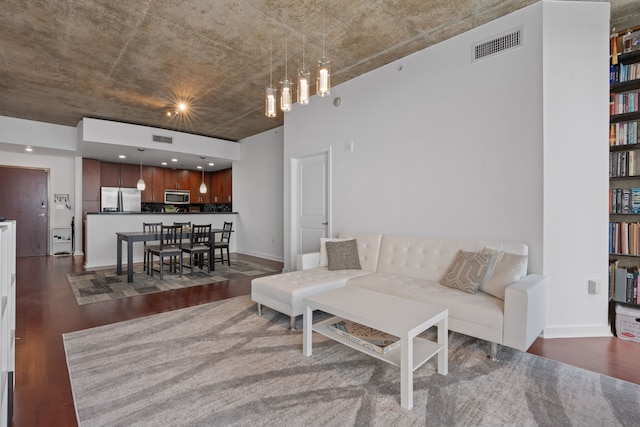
[438, 317, 448, 375]
[303, 304, 313, 356]
[400, 333, 413, 410]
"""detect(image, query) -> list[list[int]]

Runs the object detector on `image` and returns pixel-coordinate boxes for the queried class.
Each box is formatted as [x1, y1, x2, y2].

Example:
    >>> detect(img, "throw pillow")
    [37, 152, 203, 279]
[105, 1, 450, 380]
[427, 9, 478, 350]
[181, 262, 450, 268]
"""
[319, 238, 353, 267]
[478, 248, 503, 290]
[325, 239, 362, 271]
[481, 248, 528, 300]
[441, 250, 492, 294]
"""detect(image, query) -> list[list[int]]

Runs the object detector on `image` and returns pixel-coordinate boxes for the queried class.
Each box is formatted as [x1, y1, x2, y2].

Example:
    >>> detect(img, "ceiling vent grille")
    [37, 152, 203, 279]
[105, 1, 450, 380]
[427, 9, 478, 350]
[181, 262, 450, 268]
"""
[473, 27, 522, 62]
[152, 134, 173, 144]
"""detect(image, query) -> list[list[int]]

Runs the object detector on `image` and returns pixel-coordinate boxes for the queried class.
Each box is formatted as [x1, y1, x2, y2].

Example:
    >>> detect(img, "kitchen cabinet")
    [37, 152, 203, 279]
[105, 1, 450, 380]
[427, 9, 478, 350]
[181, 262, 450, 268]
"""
[141, 166, 165, 203]
[82, 158, 101, 201]
[164, 169, 190, 190]
[211, 168, 232, 203]
[100, 162, 140, 188]
[190, 170, 211, 204]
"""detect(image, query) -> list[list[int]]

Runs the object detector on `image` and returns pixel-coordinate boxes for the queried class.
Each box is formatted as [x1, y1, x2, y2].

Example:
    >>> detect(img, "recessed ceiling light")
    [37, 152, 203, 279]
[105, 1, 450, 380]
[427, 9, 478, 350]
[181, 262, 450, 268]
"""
[25, 147, 33, 152]
[178, 102, 187, 112]
[119, 155, 126, 159]
[171, 158, 178, 162]
[208, 162, 214, 166]
[197, 166, 202, 169]
[161, 162, 167, 166]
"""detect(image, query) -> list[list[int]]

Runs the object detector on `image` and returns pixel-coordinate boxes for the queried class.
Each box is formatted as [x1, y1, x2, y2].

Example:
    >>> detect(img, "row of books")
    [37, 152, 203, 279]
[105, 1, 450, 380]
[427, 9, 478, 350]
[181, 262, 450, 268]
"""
[610, 150, 640, 177]
[609, 121, 640, 146]
[609, 221, 640, 255]
[609, 261, 640, 304]
[610, 188, 640, 214]
[610, 91, 640, 115]
[610, 63, 640, 84]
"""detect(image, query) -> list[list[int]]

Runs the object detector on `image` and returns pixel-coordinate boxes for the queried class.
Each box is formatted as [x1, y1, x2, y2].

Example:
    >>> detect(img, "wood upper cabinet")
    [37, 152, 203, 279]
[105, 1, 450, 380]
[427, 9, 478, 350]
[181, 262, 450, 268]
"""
[120, 163, 140, 188]
[189, 170, 211, 204]
[82, 158, 101, 201]
[100, 161, 140, 188]
[141, 166, 166, 203]
[165, 169, 190, 190]
[210, 168, 232, 203]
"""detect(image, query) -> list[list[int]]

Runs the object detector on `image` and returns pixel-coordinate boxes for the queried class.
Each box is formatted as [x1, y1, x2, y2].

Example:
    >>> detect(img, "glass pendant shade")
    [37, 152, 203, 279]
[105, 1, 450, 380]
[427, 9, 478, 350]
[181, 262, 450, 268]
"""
[280, 78, 292, 112]
[199, 157, 207, 194]
[136, 177, 146, 191]
[136, 151, 145, 191]
[298, 68, 310, 105]
[317, 58, 331, 97]
[265, 85, 277, 118]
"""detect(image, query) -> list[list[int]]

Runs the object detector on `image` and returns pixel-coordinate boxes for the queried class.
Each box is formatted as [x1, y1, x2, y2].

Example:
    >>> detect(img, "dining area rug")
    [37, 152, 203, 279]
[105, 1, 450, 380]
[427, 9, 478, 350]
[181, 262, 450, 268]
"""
[66, 260, 278, 305]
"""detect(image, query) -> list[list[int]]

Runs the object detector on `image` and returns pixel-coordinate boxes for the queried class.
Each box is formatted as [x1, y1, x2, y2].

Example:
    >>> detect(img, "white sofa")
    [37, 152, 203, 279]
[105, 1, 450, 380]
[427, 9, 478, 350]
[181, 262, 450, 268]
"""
[251, 232, 547, 357]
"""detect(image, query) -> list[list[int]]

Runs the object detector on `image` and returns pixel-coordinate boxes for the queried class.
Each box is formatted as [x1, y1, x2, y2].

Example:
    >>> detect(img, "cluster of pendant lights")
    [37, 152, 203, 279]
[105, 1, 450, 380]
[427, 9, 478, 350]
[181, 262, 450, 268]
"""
[136, 149, 208, 195]
[265, 5, 330, 118]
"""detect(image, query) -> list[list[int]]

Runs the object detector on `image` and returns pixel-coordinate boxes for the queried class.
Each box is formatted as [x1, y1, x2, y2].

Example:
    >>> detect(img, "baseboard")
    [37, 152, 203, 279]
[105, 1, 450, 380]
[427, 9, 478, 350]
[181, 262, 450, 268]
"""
[541, 324, 613, 339]
[237, 249, 284, 264]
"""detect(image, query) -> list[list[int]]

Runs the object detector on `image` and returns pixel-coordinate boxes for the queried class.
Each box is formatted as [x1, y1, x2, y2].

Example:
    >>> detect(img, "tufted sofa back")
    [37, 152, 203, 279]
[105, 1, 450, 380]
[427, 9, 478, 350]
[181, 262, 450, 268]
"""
[373, 234, 528, 282]
[337, 232, 383, 272]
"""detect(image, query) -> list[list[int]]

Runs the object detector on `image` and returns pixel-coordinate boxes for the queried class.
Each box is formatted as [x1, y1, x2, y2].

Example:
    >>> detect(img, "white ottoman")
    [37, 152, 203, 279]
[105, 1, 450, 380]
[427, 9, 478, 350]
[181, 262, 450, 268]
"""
[250, 267, 371, 329]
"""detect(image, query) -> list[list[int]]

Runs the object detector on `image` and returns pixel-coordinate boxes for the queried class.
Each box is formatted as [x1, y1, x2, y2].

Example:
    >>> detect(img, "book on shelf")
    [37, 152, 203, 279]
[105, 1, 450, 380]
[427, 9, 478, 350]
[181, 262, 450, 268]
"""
[328, 319, 401, 354]
[609, 264, 640, 304]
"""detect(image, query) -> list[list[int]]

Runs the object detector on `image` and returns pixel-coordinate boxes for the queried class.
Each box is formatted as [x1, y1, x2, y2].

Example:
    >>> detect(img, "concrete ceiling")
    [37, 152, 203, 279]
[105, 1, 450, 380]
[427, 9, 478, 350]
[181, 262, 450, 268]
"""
[0, 0, 637, 145]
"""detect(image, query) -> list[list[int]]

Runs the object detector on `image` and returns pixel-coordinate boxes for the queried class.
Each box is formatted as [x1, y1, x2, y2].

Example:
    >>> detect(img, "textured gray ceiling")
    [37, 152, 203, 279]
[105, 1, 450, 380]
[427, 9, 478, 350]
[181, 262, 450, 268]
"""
[0, 0, 635, 142]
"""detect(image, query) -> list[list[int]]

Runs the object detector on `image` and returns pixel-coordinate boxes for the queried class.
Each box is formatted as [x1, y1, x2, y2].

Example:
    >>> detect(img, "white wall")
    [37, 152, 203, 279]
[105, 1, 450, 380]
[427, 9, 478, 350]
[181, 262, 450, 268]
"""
[283, 1, 610, 337]
[234, 127, 284, 262]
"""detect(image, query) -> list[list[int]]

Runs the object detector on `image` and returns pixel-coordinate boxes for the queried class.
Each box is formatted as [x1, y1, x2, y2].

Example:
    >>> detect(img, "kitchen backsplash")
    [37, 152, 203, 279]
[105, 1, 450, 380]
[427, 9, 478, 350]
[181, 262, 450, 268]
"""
[141, 203, 232, 213]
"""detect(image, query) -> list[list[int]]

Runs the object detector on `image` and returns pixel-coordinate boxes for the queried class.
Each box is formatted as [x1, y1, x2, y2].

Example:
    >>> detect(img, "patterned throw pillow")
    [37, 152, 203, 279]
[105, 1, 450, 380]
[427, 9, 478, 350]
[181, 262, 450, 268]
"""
[325, 239, 362, 271]
[441, 250, 492, 294]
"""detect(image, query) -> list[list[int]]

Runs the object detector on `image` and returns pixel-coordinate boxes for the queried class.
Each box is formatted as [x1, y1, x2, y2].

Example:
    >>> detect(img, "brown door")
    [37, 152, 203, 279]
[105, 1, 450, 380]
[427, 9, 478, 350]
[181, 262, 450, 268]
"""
[0, 166, 48, 257]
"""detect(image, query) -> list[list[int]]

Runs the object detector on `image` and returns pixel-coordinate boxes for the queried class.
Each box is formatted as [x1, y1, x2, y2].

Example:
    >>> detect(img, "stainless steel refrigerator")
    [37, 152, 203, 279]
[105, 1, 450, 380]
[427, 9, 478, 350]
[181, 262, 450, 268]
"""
[101, 187, 142, 212]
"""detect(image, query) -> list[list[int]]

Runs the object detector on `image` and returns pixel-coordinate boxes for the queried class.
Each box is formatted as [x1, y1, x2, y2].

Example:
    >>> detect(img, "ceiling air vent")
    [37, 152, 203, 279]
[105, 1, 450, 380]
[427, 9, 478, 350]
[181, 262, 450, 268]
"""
[473, 27, 522, 62]
[152, 134, 173, 144]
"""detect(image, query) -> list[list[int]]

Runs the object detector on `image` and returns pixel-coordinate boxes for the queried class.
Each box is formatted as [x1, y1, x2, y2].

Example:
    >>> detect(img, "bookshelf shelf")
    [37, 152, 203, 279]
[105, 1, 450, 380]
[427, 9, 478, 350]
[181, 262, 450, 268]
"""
[610, 28, 640, 332]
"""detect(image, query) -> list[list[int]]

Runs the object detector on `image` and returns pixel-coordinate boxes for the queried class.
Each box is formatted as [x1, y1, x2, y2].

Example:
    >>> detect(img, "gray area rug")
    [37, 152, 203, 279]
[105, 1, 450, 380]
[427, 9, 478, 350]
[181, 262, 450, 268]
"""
[63, 295, 640, 427]
[66, 260, 278, 305]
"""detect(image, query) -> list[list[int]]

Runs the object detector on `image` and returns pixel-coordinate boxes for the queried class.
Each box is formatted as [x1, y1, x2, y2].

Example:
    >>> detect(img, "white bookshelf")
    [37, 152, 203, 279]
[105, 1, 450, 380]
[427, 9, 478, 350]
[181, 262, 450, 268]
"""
[51, 227, 72, 256]
[0, 220, 16, 426]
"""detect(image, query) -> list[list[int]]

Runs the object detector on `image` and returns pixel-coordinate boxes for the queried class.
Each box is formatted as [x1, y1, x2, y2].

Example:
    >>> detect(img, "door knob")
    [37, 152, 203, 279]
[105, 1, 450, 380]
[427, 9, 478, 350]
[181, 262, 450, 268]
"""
[321, 222, 328, 225]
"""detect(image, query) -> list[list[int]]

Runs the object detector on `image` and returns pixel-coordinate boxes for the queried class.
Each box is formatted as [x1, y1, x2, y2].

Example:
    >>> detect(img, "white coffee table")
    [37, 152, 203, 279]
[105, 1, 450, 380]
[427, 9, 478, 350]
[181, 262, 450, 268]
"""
[303, 287, 448, 410]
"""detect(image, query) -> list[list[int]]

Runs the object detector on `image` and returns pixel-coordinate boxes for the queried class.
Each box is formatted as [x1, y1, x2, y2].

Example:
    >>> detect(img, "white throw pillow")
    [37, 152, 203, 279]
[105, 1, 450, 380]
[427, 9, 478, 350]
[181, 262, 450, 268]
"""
[481, 247, 528, 300]
[319, 238, 354, 267]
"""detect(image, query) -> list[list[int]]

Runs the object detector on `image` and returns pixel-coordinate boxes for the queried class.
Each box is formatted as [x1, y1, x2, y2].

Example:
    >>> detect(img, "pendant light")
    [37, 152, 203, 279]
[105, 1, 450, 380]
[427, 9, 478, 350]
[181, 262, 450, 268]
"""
[265, 40, 277, 118]
[281, 28, 292, 112]
[298, 33, 310, 105]
[317, 4, 331, 97]
[136, 148, 146, 191]
[199, 156, 207, 194]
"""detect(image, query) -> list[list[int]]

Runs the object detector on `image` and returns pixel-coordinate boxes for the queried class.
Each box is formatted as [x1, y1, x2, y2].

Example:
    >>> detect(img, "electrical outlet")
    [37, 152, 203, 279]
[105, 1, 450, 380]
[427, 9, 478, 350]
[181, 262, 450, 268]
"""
[588, 279, 600, 294]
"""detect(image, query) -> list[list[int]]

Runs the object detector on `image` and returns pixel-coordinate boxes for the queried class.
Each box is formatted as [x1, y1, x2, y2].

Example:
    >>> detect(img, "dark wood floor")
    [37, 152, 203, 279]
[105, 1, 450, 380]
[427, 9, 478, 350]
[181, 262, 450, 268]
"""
[11, 255, 640, 426]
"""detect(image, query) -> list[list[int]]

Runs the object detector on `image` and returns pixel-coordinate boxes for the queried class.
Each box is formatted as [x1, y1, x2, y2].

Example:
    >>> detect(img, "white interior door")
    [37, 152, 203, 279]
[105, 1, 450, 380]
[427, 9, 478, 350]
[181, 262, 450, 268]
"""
[295, 151, 329, 260]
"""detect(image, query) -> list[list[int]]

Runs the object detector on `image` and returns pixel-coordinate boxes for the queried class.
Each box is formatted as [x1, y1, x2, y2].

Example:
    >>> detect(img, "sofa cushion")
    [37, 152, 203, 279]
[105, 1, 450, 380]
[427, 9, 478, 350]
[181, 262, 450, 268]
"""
[346, 273, 504, 335]
[319, 238, 353, 267]
[441, 250, 492, 294]
[326, 239, 362, 270]
[481, 248, 528, 300]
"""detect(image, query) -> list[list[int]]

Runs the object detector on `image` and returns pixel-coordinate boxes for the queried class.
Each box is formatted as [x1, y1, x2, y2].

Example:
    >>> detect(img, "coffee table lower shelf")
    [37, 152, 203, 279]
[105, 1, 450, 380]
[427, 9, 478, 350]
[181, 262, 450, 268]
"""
[313, 316, 443, 370]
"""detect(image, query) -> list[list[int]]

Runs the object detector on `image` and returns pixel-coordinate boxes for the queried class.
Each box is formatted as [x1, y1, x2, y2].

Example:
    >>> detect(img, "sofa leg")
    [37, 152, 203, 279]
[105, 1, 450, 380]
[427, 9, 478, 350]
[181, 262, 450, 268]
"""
[289, 316, 296, 331]
[257, 303, 262, 316]
[488, 342, 498, 361]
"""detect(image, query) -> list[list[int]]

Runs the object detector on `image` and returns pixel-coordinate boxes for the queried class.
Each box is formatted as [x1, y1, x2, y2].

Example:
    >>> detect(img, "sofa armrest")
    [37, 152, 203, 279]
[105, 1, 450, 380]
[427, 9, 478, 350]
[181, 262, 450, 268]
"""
[503, 274, 547, 352]
[296, 252, 320, 271]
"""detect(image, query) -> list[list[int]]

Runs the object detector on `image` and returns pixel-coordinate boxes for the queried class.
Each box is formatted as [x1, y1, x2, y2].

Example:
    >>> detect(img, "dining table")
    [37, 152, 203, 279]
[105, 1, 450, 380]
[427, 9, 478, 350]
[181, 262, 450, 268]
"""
[116, 228, 224, 283]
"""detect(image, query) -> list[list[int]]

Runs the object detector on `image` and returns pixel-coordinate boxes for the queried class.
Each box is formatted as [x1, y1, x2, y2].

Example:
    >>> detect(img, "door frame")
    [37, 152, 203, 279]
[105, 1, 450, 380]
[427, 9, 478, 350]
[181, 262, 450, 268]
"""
[289, 146, 332, 270]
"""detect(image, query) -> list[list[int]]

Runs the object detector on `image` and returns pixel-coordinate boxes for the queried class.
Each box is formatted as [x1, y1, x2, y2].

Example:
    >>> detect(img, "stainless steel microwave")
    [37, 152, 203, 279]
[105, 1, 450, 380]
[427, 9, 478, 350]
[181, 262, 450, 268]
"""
[164, 190, 190, 204]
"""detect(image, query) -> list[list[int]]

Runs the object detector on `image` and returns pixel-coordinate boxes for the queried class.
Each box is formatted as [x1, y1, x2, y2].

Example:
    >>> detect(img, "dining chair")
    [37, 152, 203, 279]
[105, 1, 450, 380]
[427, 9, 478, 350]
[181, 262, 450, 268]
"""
[148, 225, 183, 279]
[142, 222, 162, 272]
[181, 224, 212, 275]
[213, 221, 233, 267]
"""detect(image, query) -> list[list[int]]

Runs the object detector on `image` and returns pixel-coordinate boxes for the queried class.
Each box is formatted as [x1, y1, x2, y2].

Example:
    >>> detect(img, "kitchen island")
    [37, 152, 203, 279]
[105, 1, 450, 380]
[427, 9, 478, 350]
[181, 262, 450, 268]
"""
[84, 212, 237, 269]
